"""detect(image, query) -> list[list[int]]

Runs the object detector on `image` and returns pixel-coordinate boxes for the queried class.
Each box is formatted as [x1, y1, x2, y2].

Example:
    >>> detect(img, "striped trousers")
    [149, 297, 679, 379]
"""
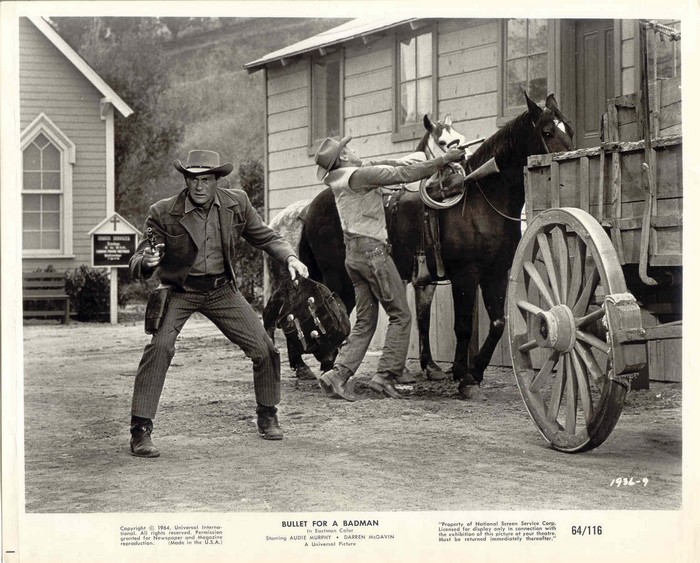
[131, 282, 280, 419]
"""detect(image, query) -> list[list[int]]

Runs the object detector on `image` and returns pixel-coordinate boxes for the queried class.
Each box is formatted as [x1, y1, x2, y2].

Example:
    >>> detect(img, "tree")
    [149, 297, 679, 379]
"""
[51, 17, 182, 226]
[235, 159, 265, 310]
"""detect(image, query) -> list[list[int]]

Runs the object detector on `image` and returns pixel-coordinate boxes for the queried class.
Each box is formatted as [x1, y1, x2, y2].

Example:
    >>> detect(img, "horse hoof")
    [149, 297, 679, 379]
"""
[425, 366, 447, 381]
[458, 383, 485, 401]
[295, 366, 317, 381]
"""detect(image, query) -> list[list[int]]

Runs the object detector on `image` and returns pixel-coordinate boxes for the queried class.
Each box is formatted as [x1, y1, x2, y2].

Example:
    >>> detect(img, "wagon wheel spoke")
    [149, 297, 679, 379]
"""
[529, 350, 559, 393]
[574, 342, 606, 393]
[570, 348, 594, 425]
[536, 232, 562, 304]
[518, 339, 538, 353]
[523, 261, 556, 309]
[516, 300, 544, 316]
[576, 306, 606, 328]
[572, 268, 601, 317]
[565, 355, 578, 434]
[566, 237, 587, 308]
[547, 357, 566, 422]
[576, 329, 609, 353]
[551, 226, 569, 308]
[515, 300, 544, 352]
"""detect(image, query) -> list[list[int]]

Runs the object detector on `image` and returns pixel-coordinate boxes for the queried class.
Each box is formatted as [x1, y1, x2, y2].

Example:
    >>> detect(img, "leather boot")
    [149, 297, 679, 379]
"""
[256, 405, 283, 440]
[368, 372, 406, 399]
[130, 416, 160, 458]
[319, 368, 357, 402]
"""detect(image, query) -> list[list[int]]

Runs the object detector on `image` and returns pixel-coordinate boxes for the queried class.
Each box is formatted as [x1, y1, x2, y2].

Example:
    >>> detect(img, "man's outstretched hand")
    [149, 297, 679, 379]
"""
[287, 256, 309, 281]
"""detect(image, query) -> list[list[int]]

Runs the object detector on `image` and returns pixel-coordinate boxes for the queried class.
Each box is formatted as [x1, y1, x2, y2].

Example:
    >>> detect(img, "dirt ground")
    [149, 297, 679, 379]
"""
[21, 311, 682, 513]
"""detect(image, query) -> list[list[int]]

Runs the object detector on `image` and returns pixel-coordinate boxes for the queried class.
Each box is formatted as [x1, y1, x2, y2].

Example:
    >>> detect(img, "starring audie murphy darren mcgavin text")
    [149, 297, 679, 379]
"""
[267, 519, 393, 546]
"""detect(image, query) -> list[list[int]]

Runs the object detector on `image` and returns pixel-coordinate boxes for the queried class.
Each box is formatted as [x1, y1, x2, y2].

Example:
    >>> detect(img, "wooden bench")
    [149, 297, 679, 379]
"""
[23, 271, 72, 324]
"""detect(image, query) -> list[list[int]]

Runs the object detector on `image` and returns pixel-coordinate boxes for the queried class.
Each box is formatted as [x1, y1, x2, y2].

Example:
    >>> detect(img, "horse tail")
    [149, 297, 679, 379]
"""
[298, 225, 323, 282]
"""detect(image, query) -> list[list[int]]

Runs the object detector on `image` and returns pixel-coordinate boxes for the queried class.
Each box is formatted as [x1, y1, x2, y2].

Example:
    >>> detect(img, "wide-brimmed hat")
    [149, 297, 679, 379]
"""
[173, 149, 233, 178]
[314, 136, 352, 180]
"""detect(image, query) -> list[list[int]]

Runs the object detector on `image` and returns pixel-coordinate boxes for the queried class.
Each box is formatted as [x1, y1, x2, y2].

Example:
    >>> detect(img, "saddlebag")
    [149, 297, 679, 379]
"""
[276, 277, 350, 354]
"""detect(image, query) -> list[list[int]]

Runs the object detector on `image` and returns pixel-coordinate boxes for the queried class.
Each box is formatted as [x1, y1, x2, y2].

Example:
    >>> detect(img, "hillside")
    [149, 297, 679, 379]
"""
[147, 17, 348, 205]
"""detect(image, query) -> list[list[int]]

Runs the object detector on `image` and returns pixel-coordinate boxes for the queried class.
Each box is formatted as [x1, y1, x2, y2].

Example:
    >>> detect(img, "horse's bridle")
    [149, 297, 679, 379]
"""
[466, 161, 524, 223]
[534, 114, 570, 155]
[424, 136, 461, 159]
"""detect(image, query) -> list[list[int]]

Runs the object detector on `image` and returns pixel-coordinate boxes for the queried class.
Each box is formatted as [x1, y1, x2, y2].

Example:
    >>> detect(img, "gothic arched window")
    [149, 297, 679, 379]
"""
[21, 114, 75, 256]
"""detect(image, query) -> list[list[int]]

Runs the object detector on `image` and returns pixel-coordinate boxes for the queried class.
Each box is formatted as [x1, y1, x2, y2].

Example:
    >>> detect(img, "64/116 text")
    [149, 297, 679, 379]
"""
[572, 525, 602, 536]
[610, 477, 649, 487]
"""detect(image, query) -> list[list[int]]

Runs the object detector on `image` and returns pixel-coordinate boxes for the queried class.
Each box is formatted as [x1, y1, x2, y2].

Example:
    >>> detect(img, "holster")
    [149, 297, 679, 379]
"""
[145, 285, 171, 335]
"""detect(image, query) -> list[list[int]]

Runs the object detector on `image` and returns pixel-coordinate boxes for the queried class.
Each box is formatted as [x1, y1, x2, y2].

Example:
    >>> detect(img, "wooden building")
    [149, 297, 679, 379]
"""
[19, 16, 133, 274]
[245, 17, 681, 377]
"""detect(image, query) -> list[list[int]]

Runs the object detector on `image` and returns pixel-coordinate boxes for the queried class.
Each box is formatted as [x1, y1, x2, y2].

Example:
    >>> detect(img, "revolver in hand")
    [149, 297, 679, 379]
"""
[145, 227, 164, 268]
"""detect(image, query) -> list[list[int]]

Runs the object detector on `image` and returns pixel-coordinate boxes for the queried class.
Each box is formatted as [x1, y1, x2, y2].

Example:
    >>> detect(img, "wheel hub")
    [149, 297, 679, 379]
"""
[534, 304, 576, 353]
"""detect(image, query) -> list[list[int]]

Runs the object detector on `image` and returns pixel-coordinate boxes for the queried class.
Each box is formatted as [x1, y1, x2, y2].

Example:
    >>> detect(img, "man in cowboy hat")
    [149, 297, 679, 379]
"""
[128, 149, 308, 457]
[313, 137, 463, 401]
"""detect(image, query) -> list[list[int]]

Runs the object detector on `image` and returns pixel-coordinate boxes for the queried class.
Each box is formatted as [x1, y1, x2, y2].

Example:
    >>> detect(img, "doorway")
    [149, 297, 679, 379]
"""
[573, 19, 615, 148]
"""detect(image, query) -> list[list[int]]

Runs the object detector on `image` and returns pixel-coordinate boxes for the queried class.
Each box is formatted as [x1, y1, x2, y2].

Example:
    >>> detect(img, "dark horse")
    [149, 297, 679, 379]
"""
[269, 93, 573, 398]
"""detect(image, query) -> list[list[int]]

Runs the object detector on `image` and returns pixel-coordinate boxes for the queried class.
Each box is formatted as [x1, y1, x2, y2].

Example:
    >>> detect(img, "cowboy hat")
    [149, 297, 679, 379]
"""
[173, 149, 233, 178]
[314, 136, 352, 181]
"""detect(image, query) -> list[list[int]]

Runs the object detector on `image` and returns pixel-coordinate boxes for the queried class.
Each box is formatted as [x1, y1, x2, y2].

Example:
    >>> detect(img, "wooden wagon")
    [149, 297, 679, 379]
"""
[506, 21, 682, 452]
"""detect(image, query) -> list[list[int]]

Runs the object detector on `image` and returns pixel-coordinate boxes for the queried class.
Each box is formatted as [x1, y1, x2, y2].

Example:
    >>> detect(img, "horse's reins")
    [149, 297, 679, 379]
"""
[443, 136, 523, 222]
[467, 166, 524, 222]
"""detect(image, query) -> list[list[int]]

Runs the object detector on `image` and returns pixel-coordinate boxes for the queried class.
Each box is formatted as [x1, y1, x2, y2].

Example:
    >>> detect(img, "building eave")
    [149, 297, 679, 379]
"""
[244, 17, 417, 73]
[28, 16, 134, 118]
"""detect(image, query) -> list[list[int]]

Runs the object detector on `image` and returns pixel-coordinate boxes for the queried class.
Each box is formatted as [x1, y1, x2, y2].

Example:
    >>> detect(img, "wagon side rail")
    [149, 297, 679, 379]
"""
[525, 133, 682, 280]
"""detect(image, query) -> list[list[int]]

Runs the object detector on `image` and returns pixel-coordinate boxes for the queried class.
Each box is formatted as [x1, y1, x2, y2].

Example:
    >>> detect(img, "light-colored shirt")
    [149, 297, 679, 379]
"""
[325, 156, 447, 241]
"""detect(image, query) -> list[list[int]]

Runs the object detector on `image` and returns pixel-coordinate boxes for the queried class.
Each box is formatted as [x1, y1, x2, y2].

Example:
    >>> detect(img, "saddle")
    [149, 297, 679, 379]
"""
[382, 186, 448, 287]
[276, 277, 350, 354]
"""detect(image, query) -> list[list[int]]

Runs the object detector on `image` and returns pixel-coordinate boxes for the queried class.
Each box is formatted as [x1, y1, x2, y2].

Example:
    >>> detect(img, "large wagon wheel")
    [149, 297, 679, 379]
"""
[507, 207, 631, 452]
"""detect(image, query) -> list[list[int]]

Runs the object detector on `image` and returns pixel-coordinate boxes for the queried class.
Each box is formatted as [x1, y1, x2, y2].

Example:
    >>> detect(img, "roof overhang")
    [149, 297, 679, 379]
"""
[28, 16, 133, 118]
[244, 17, 419, 73]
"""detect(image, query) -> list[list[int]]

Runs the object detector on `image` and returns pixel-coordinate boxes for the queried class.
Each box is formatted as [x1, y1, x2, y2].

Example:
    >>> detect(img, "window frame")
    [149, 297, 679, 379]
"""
[20, 113, 75, 258]
[498, 19, 558, 126]
[308, 49, 344, 153]
[392, 23, 438, 143]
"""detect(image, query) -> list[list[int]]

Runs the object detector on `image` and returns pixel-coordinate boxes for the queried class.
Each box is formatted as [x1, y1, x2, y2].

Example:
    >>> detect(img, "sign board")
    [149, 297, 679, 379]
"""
[88, 213, 141, 268]
[93, 233, 137, 267]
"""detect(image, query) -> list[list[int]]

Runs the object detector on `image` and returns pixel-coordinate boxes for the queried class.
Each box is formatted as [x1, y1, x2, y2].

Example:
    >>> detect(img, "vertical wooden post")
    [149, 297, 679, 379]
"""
[579, 156, 590, 212]
[550, 161, 560, 208]
[110, 268, 118, 324]
[597, 147, 605, 222]
[611, 151, 624, 264]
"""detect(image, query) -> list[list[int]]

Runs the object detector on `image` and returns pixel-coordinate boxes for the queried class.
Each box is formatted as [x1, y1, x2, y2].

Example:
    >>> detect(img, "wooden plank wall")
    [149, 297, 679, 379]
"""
[266, 62, 320, 218]
[20, 18, 107, 271]
[620, 20, 637, 96]
[658, 77, 682, 136]
[437, 19, 499, 142]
